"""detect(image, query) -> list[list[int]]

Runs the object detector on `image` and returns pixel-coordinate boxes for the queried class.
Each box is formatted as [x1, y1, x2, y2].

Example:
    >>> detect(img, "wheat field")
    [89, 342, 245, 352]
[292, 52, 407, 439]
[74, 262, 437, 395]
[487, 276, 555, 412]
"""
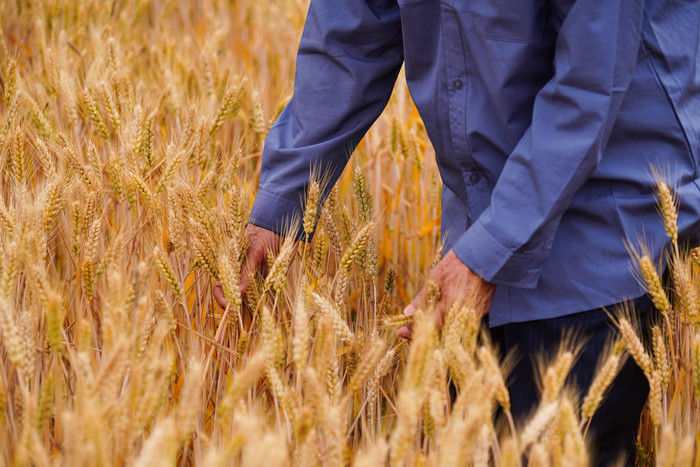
[0, 1, 698, 465]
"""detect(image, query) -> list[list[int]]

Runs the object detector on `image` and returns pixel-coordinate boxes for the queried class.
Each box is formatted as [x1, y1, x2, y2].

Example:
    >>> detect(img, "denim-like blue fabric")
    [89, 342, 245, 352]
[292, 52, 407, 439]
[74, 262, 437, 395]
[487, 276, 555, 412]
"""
[249, 0, 700, 326]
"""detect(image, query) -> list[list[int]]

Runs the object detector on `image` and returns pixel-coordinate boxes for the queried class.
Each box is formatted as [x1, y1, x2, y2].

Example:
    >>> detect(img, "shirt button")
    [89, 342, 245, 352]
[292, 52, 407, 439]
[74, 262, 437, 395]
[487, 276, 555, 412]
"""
[468, 172, 480, 185]
[453, 79, 463, 90]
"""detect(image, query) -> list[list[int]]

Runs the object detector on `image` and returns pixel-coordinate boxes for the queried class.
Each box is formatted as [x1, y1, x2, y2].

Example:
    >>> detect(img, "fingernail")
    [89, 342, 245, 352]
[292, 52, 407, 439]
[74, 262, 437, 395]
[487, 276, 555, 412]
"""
[397, 326, 411, 340]
[403, 304, 416, 316]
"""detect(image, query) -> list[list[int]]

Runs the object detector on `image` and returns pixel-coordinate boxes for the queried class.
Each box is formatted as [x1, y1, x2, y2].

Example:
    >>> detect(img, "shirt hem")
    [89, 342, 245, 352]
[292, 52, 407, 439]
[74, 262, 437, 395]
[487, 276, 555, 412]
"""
[488, 285, 648, 327]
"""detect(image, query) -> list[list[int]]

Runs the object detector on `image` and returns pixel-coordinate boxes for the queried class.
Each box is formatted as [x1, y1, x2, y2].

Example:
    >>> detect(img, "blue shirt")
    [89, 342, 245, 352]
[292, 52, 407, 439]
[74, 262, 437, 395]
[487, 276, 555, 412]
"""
[249, 0, 700, 326]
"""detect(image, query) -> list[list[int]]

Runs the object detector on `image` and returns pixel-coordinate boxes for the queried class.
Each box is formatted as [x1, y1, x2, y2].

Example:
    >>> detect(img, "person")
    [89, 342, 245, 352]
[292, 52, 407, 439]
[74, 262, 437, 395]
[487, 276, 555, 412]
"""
[214, 0, 700, 463]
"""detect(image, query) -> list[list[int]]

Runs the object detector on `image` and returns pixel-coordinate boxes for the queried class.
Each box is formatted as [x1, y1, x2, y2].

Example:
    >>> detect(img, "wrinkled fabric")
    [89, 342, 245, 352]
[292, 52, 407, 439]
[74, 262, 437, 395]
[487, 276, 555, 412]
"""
[249, 0, 700, 326]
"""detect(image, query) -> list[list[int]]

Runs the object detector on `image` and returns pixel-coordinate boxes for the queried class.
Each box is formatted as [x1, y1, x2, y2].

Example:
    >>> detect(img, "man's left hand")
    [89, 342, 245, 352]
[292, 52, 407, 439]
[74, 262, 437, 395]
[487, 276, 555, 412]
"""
[397, 250, 496, 339]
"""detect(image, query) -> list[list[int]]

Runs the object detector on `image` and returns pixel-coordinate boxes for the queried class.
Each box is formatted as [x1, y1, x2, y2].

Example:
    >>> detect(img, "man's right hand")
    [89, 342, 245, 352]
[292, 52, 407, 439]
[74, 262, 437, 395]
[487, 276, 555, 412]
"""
[213, 224, 281, 310]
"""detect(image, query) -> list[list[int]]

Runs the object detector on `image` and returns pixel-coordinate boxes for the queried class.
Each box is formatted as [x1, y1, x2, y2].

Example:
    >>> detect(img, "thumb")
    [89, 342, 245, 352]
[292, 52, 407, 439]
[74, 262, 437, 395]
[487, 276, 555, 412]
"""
[396, 288, 425, 340]
[213, 281, 227, 310]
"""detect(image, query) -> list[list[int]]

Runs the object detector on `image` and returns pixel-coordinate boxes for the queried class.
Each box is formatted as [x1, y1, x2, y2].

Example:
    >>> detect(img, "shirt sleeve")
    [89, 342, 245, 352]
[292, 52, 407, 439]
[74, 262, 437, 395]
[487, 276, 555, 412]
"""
[249, 0, 403, 239]
[452, 0, 644, 288]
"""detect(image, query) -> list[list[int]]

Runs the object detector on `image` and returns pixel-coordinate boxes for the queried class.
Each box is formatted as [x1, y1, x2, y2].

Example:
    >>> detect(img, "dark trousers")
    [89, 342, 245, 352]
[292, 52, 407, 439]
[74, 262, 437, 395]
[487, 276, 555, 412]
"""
[489, 294, 653, 466]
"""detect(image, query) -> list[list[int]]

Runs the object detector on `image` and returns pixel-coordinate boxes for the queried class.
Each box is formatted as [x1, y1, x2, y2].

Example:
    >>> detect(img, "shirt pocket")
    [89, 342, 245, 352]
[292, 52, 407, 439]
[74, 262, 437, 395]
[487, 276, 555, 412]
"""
[467, 0, 549, 43]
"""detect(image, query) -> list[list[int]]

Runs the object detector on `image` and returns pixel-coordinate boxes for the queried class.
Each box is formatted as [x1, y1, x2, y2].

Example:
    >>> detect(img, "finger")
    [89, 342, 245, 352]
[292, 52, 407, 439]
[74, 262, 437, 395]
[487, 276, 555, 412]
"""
[238, 264, 251, 294]
[397, 304, 417, 339]
[403, 290, 426, 317]
[396, 303, 445, 340]
[396, 324, 413, 341]
[238, 246, 265, 293]
[431, 300, 447, 332]
[213, 281, 227, 310]
[397, 301, 446, 339]
[398, 285, 427, 340]
[403, 303, 417, 317]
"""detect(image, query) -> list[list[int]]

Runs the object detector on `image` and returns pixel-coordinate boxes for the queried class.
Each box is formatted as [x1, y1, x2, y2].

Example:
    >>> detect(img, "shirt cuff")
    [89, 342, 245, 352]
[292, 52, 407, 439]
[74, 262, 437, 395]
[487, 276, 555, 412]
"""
[452, 218, 554, 289]
[248, 187, 307, 241]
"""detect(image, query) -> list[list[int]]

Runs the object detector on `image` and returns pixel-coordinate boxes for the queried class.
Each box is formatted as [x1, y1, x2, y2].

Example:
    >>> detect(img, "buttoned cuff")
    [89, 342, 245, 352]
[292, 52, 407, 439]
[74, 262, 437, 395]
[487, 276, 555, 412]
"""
[452, 219, 553, 289]
[248, 187, 307, 241]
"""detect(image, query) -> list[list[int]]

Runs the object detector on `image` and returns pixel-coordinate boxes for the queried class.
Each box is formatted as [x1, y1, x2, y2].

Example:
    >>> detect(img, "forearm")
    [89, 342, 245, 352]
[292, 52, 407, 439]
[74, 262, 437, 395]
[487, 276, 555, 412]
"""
[249, 0, 403, 239]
